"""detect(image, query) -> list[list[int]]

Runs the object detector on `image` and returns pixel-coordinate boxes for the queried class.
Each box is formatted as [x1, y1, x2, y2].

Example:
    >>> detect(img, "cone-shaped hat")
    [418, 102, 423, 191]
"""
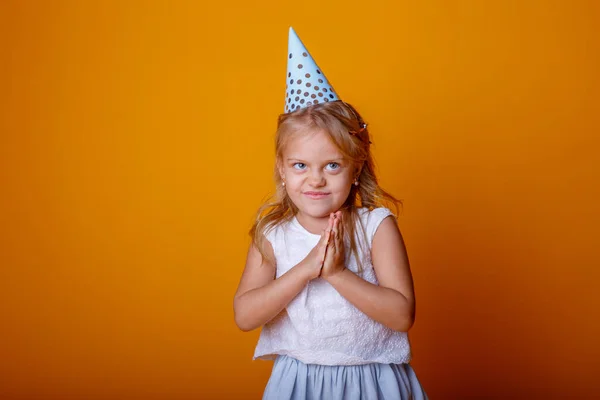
[284, 27, 340, 113]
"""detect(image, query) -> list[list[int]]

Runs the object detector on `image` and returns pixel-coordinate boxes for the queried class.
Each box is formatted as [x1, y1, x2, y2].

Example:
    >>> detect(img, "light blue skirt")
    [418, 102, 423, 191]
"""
[262, 355, 428, 400]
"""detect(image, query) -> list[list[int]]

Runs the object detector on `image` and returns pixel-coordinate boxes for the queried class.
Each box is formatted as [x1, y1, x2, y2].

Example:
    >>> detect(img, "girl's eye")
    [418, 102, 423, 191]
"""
[293, 163, 307, 170]
[326, 162, 340, 171]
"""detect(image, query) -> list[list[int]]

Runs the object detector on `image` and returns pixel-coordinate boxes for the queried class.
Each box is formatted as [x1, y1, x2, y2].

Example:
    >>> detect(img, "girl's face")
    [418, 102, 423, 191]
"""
[278, 129, 356, 221]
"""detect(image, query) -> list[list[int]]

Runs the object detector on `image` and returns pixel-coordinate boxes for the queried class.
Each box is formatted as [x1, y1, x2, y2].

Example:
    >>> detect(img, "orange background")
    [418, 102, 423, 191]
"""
[1, 1, 599, 398]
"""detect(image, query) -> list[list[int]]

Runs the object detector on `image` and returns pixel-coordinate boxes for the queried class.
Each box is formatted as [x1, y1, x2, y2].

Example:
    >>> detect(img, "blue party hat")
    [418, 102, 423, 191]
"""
[284, 27, 340, 113]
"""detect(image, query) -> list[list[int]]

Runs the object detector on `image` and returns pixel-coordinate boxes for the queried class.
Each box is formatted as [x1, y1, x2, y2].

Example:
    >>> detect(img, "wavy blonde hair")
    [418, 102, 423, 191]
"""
[250, 101, 402, 273]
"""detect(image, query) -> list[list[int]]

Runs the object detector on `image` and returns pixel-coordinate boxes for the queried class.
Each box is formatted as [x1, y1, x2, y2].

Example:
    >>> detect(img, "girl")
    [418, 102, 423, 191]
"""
[234, 28, 428, 400]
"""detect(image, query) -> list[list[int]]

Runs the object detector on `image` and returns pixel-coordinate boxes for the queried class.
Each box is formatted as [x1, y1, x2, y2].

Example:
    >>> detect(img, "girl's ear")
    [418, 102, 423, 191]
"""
[355, 163, 364, 180]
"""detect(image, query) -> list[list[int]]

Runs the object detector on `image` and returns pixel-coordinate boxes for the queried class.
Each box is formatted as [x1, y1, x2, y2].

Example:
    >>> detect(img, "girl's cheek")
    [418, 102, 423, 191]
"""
[287, 177, 303, 186]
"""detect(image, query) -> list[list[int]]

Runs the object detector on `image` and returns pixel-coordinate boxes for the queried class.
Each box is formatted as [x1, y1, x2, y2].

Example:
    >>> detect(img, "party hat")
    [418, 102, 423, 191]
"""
[284, 27, 340, 113]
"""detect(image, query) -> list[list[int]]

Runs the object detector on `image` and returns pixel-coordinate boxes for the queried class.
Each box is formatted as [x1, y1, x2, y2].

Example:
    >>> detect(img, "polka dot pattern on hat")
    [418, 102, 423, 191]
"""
[284, 27, 340, 114]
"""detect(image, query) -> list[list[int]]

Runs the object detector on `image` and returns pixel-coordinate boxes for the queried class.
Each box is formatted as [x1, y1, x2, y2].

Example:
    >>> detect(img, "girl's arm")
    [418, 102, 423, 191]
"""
[325, 216, 416, 332]
[233, 233, 327, 332]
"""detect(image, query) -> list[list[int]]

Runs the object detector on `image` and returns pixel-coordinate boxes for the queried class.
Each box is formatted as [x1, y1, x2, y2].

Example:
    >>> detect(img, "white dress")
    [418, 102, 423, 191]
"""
[254, 207, 428, 399]
[254, 207, 412, 366]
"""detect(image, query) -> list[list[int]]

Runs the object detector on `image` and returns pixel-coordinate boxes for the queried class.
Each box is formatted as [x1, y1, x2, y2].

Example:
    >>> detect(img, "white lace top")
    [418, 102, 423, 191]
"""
[253, 207, 412, 366]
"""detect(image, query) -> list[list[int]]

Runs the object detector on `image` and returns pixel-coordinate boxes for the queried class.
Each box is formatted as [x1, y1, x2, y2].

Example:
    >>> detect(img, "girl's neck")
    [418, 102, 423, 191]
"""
[295, 212, 330, 235]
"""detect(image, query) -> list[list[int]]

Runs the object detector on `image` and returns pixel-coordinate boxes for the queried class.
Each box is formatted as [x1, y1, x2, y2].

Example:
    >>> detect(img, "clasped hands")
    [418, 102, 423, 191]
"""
[303, 211, 346, 281]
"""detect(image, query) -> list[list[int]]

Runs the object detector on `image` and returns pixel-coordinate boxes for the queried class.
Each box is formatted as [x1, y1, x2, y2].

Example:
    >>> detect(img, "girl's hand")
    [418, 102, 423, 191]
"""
[300, 226, 331, 281]
[321, 211, 346, 280]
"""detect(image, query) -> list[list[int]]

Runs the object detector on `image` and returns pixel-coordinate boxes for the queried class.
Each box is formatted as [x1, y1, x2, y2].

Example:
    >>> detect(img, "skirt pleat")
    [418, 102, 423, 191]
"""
[262, 355, 428, 400]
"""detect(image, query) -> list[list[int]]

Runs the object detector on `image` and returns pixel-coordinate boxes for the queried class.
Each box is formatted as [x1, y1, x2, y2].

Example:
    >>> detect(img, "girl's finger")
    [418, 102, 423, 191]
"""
[321, 229, 329, 246]
[322, 230, 331, 262]
[330, 229, 337, 254]
[335, 217, 343, 254]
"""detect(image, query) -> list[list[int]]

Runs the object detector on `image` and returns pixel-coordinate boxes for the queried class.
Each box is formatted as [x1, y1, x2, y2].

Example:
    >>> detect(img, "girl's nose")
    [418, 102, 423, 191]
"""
[308, 171, 325, 187]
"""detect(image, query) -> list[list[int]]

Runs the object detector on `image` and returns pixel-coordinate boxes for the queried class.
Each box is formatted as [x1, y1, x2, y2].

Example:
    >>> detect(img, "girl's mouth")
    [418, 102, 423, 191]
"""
[304, 192, 330, 199]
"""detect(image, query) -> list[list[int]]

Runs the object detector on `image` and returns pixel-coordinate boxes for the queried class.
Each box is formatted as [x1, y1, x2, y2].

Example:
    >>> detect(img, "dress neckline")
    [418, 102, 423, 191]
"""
[291, 208, 370, 237]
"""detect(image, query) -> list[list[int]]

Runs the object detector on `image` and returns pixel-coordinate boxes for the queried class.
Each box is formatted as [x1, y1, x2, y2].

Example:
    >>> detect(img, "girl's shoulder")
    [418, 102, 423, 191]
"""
[263, 217, 294, 246]
[356, 206, 396, 247]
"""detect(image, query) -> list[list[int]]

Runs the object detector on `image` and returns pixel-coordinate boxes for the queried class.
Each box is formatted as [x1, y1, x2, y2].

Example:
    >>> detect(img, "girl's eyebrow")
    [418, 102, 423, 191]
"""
[287, 157, 345, 162]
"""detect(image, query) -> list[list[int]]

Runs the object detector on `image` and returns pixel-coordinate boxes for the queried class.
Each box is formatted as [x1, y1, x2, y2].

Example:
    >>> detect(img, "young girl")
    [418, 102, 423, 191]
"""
[234, 27, 428, 400]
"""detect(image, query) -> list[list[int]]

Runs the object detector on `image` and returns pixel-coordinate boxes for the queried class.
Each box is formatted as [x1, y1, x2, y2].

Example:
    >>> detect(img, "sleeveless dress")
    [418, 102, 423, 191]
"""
[255, 207, 428, 400]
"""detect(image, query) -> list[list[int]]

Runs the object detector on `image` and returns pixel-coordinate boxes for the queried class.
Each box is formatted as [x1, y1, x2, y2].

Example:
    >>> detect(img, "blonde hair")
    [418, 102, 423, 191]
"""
[250, 101, 402, 272]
